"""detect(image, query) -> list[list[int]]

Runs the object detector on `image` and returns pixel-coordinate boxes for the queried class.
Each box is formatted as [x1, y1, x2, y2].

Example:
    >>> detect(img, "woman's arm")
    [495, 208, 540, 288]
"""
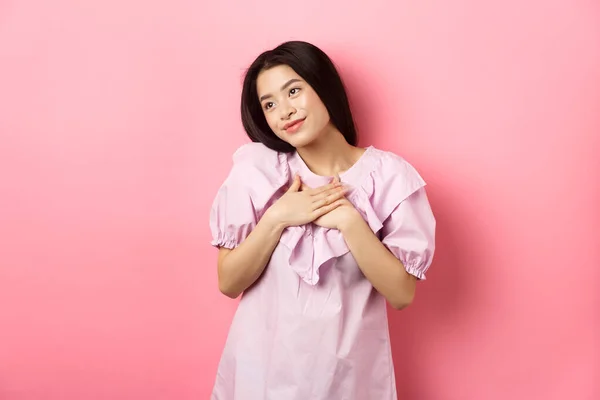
[312, 176, 432, 309]
[217, 213, 286, 298]
[338, 214, 417, 309]
[217, 176, 347, 298]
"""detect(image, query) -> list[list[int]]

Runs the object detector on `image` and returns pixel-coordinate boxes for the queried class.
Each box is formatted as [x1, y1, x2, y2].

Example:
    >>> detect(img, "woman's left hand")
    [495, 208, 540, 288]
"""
[303, 177, 363, 231]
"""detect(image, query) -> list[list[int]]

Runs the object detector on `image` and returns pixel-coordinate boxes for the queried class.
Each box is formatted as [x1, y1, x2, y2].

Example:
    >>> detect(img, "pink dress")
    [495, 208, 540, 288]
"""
[209, 143, 436, 400]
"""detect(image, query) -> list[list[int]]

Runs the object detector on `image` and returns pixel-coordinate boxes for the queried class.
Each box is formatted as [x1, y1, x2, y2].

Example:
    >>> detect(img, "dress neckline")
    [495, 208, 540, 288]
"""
[287, 146, 375, 188]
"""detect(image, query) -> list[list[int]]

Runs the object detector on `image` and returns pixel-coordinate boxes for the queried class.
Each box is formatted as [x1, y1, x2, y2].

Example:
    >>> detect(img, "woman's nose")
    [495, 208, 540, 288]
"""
[281, 105, 296, 120]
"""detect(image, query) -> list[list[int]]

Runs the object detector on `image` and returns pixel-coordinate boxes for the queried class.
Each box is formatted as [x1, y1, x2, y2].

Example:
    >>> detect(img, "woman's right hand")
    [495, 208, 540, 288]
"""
[264, 174, 347, 228]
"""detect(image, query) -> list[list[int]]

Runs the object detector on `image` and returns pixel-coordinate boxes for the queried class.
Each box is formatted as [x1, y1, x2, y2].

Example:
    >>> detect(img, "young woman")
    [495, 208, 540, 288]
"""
[209, 40, 436, 400]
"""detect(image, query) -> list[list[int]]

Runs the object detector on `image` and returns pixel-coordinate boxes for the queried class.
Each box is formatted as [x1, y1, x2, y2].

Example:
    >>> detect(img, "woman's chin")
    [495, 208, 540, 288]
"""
[286, 131, 321, 149]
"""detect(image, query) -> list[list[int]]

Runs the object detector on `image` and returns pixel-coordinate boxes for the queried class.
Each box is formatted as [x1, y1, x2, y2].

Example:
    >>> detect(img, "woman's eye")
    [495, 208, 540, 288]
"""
[289, 88, 300, 96]
[264, 102, 274, 110]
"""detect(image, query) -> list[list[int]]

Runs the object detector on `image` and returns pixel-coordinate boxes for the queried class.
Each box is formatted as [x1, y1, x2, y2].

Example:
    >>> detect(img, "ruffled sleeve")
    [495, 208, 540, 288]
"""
[209, 143, 289, 249]
[380, 187, 436, 279]
[349, 150, 436, 280]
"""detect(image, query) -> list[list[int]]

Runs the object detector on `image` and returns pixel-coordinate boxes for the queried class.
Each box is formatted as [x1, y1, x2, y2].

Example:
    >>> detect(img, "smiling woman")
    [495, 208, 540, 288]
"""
[209, 40, 436, 400]
[240, 41, 358, 153]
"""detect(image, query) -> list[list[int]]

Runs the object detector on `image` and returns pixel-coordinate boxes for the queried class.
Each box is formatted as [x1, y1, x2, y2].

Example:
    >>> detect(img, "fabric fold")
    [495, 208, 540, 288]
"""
[280, 149, 429, 286]
[211, 142, 432, 286]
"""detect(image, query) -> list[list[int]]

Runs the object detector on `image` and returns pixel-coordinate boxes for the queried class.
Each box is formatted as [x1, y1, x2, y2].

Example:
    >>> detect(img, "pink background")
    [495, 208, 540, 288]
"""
[1, 1, 599, 399]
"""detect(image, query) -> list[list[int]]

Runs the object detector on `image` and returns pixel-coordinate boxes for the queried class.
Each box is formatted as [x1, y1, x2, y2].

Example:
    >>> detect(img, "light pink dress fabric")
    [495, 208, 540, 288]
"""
[209, 143, 436, 400]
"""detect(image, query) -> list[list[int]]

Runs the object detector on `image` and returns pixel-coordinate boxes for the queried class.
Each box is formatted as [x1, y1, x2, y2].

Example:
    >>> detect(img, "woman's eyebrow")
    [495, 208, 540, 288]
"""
[259, 78, 302, 102]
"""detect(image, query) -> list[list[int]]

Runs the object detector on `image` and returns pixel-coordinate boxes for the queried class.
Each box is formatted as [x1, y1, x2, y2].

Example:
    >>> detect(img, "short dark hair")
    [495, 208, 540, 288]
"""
[240, 41, 358, 153]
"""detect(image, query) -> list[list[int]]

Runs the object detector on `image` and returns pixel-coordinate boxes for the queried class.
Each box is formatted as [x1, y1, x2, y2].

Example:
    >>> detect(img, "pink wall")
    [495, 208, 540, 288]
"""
[1, 1, 599, 399]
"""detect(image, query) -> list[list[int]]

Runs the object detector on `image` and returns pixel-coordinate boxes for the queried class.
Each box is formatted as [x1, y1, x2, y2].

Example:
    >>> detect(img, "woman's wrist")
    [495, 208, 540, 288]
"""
[338, 211, 365, 234]
[261, 208, 289, 233]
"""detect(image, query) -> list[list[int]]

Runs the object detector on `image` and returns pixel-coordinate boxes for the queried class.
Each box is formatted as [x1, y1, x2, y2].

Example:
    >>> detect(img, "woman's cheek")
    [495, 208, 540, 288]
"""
[265, 114, 278, 133]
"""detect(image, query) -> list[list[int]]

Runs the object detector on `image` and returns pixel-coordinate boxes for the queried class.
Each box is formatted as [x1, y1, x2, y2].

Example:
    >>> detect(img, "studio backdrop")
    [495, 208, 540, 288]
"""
[1, 1, 599, 399]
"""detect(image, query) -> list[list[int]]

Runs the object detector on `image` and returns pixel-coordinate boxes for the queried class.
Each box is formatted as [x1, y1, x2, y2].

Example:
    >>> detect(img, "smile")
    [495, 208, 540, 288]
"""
[283, 118, 305, 133]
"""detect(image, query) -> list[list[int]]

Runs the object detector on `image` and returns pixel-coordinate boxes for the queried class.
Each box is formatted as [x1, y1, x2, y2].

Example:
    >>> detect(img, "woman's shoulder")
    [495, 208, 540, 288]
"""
[366, 146, 426, 188]
[226, 142, 290, 191]
[345, 145, 431, 235]
[232, 142, 281, 163]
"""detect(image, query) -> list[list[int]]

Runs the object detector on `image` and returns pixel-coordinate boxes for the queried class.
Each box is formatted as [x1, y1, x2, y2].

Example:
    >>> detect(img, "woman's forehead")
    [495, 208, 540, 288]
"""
[257, 65, 303, 93]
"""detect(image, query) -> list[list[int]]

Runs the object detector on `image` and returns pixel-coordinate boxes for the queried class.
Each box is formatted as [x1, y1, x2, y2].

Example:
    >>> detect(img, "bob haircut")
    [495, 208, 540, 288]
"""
[240, 41, 358, 153]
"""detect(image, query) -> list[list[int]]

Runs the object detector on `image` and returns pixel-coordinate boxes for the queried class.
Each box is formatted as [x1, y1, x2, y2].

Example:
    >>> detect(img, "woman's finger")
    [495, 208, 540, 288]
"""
[311, 187, 338, 202]
[313, 198, 345, 218]
[287, 174, 302, 192]
[311, 188, 346, 210]
[311, 181, 341, 195]
[312, 186, 345, 205]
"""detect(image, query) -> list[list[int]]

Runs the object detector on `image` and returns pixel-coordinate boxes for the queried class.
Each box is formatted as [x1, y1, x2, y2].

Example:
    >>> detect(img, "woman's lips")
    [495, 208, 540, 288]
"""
[283, 118, 305, 133]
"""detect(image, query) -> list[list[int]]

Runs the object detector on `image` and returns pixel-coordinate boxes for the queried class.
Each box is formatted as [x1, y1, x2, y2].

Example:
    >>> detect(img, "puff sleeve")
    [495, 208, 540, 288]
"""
[209, 143, 289, 249]
[380, 186, 436, 280]
[352, 150, 436, 280]
[209, 164, 255, 249]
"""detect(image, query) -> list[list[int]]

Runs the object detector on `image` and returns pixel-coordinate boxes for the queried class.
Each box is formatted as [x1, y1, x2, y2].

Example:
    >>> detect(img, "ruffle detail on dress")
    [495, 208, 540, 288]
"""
[346, 154, 426, 237]
[280, 150, 427, 286]
[279, 224, 352, 286]
[232, 143, 291, 211]
[279, 226, 317, 284]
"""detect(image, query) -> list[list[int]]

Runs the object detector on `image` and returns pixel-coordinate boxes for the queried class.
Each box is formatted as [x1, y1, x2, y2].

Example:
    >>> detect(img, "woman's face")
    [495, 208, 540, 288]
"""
[256, 64, 331, 148]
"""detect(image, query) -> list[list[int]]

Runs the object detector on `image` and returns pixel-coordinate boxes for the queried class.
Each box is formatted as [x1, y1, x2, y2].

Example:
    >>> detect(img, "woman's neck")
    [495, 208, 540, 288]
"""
[295, 128, 364, 177]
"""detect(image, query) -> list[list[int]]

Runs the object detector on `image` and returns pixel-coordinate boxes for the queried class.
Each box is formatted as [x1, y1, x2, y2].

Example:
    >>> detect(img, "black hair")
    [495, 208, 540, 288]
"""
[240, 40, 358, 153]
